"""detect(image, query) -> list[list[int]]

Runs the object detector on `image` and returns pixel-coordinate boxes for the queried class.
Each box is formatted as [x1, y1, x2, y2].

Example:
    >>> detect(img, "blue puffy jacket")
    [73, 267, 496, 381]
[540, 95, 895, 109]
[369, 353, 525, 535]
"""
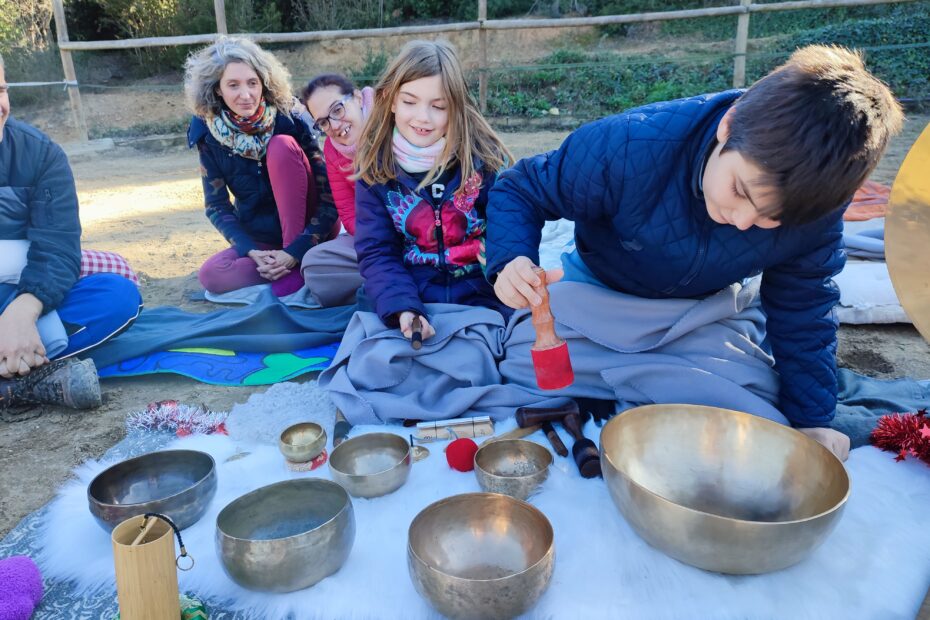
[485, 90, 846, 428]
[0, 117, 81, 312]
[188, 111, 335, 259]
[354, 164, 507, 326]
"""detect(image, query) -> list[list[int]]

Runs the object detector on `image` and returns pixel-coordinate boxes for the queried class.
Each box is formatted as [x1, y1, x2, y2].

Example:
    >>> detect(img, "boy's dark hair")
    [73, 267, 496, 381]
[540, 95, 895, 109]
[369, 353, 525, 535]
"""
[300, 73, 356, 105]
[722, 45, 903, 226]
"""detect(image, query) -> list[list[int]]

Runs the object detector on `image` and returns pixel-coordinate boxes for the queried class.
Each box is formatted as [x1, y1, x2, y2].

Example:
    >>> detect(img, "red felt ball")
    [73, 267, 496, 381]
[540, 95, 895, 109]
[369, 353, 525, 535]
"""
[446, 437, 479, 472]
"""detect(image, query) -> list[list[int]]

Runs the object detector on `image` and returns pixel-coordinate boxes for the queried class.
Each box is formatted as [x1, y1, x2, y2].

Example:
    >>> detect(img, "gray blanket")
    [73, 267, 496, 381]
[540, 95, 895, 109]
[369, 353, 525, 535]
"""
[321, 277, 787, 426]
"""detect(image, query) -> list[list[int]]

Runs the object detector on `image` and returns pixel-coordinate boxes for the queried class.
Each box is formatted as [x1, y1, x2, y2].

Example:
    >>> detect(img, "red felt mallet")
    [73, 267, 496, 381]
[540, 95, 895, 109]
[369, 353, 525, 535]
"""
[529, 268, 574, 390]
[445, 429, 479, 472]
[446, 438, 478, 471]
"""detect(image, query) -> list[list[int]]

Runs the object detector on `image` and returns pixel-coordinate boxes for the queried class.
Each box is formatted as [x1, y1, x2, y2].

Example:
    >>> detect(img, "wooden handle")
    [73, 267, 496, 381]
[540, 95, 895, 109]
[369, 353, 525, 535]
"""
[541, 421, 569, 457]
[529, 268, 561, 350]
[515, 401, 580, 428]
[131, 516, 158, 546]
[561, 412, 585, 442]
[411, 316, 423, 350]
[480, 423, 542, 446]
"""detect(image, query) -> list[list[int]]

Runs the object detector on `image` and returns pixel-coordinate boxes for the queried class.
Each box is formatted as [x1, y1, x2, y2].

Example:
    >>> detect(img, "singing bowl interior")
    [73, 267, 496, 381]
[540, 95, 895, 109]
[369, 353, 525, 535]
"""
[474, 439, 552, 500]
[216, 478, 355, 592]
[329, 433, 411, 498]
[600, 404, 850, 574]
[279, 422, 327, 462]
[87, 449, 216, 531]
[408, 493, 555, 619]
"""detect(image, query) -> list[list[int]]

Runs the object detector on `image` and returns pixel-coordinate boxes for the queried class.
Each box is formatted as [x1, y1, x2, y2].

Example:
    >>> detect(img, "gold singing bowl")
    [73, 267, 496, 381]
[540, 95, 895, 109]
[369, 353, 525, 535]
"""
[408, 493, 555, 619]
[279, 422, 327, 463]
[600, 404, 850, 574]
[886, 121, 930, 343]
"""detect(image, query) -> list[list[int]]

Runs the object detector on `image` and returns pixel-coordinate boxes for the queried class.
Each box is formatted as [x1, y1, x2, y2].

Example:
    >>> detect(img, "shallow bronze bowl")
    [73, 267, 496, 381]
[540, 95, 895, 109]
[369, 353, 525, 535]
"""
[87, 449, 217, 532]
[279, 422, 327, 463]
[408, 492, 555, 619]
[600, 404, 850, 574]
[216, 478, 355, 592]
[474, 439, 552, 501]
[329, 432, 413, 498]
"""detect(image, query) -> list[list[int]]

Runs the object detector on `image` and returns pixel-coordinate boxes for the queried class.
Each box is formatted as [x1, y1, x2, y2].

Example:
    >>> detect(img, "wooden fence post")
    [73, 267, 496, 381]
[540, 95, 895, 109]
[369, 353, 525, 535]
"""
[732, 0, 752, 88]
[214, 0, 228, 35]
[478, 0, 488, 113]
[50, 0, 89, 141]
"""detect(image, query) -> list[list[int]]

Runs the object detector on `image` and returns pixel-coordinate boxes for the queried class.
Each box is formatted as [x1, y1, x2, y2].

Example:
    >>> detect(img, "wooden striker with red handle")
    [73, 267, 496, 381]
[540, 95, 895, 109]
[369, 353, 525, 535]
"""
[530, 268, 574, 390]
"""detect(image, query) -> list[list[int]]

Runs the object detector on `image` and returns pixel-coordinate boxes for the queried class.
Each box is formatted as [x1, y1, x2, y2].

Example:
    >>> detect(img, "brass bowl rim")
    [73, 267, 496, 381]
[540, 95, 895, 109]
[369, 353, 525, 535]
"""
[87, 449, 216, 509]
[279, 421, 325, 446]
[279, 422, 326, 446]
[216, 478, 351, 544]
[329, 432, 410, 478]
[600, 404, 851, 526]
[407, 492, 555, 583]
[473, 439, 553, 480]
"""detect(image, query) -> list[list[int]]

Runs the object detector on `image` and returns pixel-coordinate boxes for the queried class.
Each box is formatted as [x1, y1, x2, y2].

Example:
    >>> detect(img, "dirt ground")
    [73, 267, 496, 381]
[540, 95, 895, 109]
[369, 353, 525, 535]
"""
[1, 117, 929, 539]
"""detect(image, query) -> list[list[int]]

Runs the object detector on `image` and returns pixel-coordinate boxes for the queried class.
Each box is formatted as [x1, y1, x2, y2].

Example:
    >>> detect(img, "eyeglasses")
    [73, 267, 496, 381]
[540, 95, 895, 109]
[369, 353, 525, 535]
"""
[312, 95, 352, 133]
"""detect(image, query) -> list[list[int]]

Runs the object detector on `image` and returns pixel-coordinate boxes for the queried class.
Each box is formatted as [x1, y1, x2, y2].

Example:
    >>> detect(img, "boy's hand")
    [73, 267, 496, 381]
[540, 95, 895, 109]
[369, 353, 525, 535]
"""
[0, 294, 48, 378]
[398, 312, 435, 341]
[494, 257, 564, 309]
[798, 427, 850, 462]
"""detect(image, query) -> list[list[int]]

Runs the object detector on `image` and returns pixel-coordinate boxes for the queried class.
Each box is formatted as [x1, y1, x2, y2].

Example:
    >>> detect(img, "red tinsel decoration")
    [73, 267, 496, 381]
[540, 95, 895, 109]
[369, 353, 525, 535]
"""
[870, 409, 930, 465]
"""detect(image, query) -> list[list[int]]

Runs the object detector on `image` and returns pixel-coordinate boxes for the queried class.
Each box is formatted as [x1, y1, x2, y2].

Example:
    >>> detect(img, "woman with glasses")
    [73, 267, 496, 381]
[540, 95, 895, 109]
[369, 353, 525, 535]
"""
[185, 37, 337, 297]
[298, 74, 374, 306]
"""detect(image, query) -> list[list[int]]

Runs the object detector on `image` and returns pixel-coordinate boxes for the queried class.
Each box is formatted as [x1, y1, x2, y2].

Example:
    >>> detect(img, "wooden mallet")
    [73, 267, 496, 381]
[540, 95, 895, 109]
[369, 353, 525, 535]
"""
[529, 267, 574, 390]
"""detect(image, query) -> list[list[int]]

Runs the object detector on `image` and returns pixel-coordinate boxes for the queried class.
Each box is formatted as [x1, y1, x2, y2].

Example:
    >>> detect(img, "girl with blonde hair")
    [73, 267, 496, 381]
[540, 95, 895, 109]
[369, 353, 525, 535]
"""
[354, 39, 513, 342]
[184, 37, 337, 297]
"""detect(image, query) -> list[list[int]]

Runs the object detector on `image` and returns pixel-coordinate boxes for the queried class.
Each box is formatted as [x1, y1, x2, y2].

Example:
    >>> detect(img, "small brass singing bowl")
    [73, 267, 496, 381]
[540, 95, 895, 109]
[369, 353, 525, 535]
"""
[279, 422, 327, 463]
[600, 404, 850, 575]
[474, 439, 552, 501]
[408, 493, 555, 620]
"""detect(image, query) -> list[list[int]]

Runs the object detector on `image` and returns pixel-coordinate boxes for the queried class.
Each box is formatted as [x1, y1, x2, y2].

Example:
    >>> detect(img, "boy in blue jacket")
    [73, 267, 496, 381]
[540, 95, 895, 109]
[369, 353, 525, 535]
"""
[0, 54, 142, 410]
[485, 45, 903, 461]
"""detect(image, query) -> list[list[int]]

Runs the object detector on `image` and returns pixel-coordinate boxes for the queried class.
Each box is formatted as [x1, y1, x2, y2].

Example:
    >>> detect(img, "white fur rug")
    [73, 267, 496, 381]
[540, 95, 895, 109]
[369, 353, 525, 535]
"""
[36, 382, 930, 619]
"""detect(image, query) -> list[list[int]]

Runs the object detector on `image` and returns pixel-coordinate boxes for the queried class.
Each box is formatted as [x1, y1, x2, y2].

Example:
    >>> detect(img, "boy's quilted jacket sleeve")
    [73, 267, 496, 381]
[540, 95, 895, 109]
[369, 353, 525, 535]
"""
[485, 118, 628, 278]
[761, 209, 845, 427]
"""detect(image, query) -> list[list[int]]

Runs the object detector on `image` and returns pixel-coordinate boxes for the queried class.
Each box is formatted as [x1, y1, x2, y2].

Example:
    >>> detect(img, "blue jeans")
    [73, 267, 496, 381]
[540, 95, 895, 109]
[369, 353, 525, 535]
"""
[0, 274, 142, 359]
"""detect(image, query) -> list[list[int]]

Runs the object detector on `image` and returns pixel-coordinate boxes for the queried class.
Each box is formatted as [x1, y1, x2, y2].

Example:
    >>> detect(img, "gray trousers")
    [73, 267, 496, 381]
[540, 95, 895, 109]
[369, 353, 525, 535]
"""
[301, 233, 363, 307]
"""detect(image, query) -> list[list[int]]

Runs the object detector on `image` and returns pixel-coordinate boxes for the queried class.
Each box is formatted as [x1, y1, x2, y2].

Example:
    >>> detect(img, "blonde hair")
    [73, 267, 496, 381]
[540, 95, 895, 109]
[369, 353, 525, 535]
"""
[184, 36, 293, 118]
[355, 39, 512, 195]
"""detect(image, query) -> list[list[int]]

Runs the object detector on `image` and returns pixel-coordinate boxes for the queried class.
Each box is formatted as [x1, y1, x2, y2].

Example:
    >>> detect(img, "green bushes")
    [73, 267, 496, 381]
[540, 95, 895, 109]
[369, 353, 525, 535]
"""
[485, 48, 731, 118]
[751, 11, 930, 99]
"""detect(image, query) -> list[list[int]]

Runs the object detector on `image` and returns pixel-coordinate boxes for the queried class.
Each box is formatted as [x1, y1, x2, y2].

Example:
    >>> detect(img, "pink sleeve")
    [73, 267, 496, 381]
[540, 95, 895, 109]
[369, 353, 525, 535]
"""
[324, 139, 357, 236]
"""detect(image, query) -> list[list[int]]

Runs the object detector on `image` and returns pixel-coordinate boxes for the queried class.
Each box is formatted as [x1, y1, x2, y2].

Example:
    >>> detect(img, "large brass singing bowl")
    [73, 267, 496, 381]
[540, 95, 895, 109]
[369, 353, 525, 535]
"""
[600, 404, 850, 574]
[329, 432, 412, 498]
[88, 449, 217, 532]
[408, 493, 555, 620]
[887, 121, 930, 341]
[216, 478, 355, 592]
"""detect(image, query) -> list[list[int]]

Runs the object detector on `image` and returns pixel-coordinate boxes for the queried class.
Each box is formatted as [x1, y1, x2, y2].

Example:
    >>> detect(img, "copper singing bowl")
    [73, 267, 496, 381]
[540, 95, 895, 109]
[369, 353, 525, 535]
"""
[600, 404, 850, 574]
[408, 493, 555, 620]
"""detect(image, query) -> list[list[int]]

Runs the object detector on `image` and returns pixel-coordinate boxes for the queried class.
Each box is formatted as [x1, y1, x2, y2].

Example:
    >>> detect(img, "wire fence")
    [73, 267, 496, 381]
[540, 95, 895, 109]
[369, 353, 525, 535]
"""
[9, 28, 929, 141]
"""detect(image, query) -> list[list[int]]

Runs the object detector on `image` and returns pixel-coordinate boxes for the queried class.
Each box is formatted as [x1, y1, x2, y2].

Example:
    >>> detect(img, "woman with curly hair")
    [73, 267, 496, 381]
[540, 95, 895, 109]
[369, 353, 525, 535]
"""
[185, 37, 336, 296]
